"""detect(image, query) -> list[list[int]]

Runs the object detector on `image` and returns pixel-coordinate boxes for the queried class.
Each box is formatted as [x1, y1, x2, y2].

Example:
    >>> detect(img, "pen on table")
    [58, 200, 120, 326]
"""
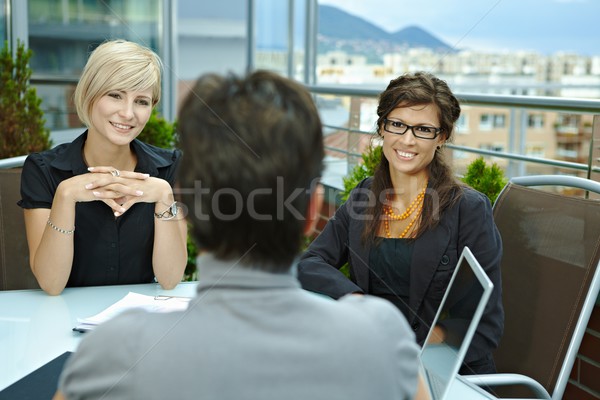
[153, 295, 191, 300]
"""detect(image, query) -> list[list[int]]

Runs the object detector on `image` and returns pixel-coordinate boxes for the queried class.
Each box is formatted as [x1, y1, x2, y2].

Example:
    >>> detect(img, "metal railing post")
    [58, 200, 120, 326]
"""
[347, 97, 362, 174]
[588, 114, 600, 185]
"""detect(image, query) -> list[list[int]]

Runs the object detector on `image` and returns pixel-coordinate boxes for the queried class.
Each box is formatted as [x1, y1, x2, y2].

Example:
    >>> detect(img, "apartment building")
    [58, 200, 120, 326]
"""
[316, 48, 599, 176]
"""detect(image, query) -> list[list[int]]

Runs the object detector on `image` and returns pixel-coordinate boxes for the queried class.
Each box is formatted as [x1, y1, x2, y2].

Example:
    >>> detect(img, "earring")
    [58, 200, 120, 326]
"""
[436, 145, 441, 150]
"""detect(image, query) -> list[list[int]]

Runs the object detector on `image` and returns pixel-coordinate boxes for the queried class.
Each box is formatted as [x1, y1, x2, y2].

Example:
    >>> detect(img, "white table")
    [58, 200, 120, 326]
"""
[0, 282, 198, 390]
[0, 282, 495, 398]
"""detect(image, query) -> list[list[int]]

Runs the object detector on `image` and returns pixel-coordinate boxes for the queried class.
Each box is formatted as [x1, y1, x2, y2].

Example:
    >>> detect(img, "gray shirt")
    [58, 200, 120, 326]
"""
[59, 254, 420, 400]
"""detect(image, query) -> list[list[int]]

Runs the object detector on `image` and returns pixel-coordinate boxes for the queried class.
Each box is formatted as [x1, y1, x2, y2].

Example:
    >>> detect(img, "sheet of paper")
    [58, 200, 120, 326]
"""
[73, 292, 191, 332]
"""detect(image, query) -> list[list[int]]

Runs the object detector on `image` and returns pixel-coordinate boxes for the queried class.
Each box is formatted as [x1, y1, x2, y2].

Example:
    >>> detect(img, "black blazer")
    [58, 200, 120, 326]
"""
[298, 178, 504, 369]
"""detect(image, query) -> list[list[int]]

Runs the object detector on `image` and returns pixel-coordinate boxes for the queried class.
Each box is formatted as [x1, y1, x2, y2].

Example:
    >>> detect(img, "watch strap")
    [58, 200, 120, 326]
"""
[154, 201, 178, 220]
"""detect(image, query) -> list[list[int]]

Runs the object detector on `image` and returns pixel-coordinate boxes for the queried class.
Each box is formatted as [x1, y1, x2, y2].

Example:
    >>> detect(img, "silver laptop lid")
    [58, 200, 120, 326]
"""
[419, 246, 494, 400]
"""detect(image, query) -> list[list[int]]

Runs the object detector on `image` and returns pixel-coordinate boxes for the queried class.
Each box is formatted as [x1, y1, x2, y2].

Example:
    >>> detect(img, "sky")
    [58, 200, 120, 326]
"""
[318, 0, 600, 56]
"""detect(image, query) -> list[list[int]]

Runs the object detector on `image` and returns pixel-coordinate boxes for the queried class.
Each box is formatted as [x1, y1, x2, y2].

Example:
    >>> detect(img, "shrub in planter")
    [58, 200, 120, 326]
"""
[341, 144, 382, 201]
[461, 156, 507, 204]
[137, 108, 178, 149]
[0, 40, 51, 158]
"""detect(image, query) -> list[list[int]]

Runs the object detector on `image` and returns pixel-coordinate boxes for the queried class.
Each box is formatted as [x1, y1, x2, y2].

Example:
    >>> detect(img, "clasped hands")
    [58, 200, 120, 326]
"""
[61, 166, 172, 217]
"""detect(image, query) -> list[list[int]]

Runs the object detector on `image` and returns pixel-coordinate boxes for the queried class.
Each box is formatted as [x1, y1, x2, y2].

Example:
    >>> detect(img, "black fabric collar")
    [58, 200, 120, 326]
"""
[49, 130, 175, 177]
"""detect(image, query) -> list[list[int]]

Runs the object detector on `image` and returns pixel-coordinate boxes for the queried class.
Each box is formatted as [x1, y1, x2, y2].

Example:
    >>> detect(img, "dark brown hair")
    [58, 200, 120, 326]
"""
[177, 71, 324, 271]
[363, 71, 463, 244]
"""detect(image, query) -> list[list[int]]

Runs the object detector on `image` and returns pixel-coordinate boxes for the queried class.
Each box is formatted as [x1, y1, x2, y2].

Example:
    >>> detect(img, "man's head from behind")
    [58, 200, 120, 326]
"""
[178, 71, 324, 271]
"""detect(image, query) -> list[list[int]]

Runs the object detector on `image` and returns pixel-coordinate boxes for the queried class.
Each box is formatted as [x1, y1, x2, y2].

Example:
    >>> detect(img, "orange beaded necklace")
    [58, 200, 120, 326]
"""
[382, 181, 428, 238]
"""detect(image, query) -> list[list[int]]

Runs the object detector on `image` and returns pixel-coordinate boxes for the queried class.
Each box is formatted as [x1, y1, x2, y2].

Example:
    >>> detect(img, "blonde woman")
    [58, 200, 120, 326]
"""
[19, 40, 187, 295]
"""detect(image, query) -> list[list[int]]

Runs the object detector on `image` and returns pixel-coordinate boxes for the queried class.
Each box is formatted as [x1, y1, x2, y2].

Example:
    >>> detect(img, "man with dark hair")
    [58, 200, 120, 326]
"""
[55, 71, 423, 400]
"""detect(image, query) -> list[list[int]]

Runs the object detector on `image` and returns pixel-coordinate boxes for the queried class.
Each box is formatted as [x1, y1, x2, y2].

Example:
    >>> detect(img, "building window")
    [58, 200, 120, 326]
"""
[526, 144, 545, 157]
[555, 114, 581, 134]
[528, 114, 544, 129]
[256, 0, 308, 82]
[556, 143, 579, 159]
[557, 114, 580, 128]
[494, 114, 506, 128]
[479, 113, 506, 130]
[456, 114, 469, 134]
[27, 0, 165, 130]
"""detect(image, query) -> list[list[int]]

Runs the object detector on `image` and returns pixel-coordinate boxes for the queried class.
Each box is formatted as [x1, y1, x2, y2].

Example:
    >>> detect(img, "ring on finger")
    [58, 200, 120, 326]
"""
[111, 169, 120, 177]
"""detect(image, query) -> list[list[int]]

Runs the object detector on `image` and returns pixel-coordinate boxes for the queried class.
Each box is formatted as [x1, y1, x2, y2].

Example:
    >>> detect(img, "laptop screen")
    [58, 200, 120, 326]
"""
[419, 246, 494, 400]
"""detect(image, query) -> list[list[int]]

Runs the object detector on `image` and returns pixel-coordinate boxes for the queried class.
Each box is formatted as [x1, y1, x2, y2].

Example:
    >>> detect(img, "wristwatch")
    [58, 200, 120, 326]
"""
[154, 201, 179, 220]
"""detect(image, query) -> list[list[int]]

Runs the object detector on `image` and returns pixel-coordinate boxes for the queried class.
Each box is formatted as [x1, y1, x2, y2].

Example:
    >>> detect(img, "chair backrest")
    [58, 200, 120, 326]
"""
[0, 169, 39, 290]
[492, 175, 600, 399]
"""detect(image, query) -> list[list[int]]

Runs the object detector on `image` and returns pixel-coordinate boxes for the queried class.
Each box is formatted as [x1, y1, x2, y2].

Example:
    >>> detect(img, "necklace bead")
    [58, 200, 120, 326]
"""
[383, 181, 428, 238]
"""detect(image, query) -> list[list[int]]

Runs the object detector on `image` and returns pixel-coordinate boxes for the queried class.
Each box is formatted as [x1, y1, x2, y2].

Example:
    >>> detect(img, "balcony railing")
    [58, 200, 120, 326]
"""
[306, 84, 600, 190]
[4, 85, 600, 193]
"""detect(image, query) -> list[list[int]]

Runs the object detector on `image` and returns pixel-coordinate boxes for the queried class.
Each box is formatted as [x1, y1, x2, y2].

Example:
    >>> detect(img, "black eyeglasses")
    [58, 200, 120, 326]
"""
[383, 118, 442, 140]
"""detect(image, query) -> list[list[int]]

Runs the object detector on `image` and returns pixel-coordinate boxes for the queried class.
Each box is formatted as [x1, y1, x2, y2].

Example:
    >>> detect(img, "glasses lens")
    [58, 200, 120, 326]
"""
[385, 120, 409, 134]
[412, 126, 438, 139]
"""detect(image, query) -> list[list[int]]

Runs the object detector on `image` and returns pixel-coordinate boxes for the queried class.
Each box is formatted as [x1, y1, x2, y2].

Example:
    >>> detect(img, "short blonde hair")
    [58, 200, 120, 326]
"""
[74, 39, 163, 127]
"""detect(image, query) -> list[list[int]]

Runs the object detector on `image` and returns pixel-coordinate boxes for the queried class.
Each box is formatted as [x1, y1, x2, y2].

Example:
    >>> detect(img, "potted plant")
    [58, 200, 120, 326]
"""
[137, 108, 178, 149]
[341, 144, 382, 201]
[0, 40, 51, 158]
[461, 156, 507, 204]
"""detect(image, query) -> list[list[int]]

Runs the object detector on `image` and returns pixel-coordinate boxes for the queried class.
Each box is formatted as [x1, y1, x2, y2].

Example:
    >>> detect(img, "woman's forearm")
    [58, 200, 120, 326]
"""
[25, 187, 77, 295]
[152, 203, 188, 289]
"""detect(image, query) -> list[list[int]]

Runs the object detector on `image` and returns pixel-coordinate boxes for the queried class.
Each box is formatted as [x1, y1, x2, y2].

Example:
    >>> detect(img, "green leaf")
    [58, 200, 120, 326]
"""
[137, 108, 178, 149]
[0, 39, 51, 158]
[340, 145, 382, 201]
[461, 157, 507, 203]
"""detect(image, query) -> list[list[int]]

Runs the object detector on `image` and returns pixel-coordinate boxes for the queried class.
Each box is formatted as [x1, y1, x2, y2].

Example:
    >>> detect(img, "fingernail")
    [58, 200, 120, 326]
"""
[119, 207, 126, 213]
[85, 183, 93, 189]
[92, 191, 101, 196]
[143, 173, 150, 178]
[136, 190, 144, 196]
[114, 211, 121, 217]
[88, 167, 95, 171]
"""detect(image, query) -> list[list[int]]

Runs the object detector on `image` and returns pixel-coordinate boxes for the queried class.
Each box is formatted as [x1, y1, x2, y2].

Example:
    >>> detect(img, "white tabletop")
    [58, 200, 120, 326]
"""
[0, 282, 198, 390]
[0, 281, 495, 398]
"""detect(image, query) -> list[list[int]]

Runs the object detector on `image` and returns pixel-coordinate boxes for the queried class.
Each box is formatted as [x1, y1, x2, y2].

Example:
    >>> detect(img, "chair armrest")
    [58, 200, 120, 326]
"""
[463, 373, 551, 399]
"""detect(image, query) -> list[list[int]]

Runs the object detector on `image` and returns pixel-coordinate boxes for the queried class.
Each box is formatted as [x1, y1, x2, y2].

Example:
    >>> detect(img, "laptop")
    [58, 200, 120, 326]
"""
[418, 246, 494, 400]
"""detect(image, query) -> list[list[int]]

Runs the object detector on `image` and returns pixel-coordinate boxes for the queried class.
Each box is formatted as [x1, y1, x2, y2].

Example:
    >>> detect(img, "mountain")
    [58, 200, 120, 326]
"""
[391, 25, 454, 52]
[318, 5, 390, 42]
[318, 5, 454, 53]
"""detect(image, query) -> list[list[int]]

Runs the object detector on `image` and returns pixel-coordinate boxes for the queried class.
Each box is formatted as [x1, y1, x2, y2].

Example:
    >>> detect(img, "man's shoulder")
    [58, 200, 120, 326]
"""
[338, 294, 409, 322]
[79, 309, 152, 344]
[316, 293, 415, 339]
[316, 294, 419, 397]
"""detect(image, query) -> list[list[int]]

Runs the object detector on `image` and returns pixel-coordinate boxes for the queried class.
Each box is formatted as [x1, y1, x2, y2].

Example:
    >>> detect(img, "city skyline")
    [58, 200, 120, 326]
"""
[319, 0, 600, 56]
